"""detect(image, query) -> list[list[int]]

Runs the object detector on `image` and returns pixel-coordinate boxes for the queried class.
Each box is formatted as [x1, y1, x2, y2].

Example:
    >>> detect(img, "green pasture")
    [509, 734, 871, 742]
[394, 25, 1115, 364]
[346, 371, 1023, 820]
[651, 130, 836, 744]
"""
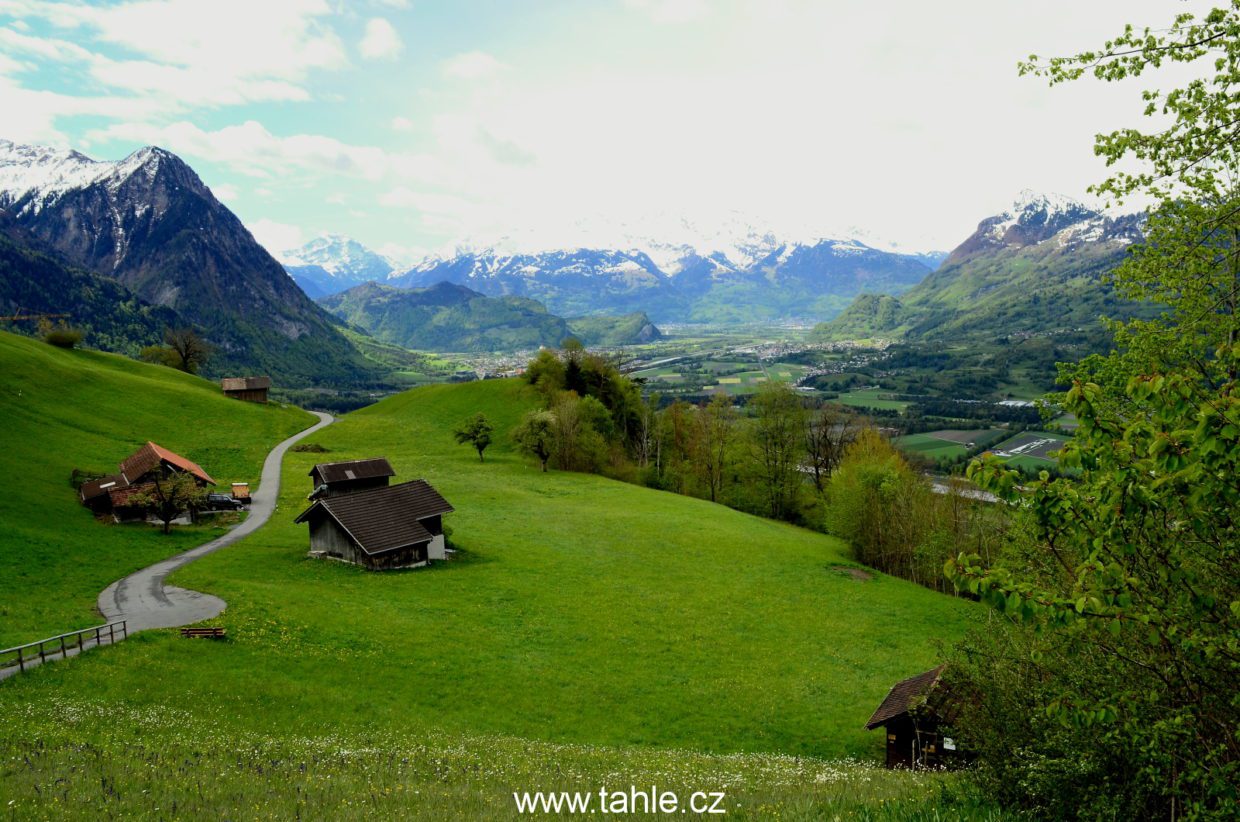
[0, 331, 313, 648]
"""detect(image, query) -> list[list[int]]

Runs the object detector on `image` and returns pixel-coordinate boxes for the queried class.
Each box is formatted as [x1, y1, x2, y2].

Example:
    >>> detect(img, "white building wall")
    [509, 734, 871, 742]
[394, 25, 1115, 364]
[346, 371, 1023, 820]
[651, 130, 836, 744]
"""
[428, 533, 446, 560]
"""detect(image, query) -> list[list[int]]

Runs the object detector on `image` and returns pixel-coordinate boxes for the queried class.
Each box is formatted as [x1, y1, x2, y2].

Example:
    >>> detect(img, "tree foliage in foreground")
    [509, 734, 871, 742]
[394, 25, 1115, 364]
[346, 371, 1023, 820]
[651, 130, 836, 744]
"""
[946, 6, 1240, 818]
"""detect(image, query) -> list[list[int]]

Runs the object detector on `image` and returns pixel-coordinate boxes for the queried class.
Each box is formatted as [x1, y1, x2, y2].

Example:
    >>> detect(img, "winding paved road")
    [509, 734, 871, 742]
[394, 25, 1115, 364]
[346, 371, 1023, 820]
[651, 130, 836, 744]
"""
[2, 411, 332, 681]
[96, 410, 333, 632]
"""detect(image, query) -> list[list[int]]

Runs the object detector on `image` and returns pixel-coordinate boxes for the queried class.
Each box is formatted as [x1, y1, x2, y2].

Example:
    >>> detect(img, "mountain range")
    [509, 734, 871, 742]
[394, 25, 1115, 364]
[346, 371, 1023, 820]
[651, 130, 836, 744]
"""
[816, 191, 1152, 342]
[1, 136, 1154, 381]
[320, 280, 663, 352]
[282, 234, 395, 299]
[0, 139, 371, 386]
[385, 238, 937, 323]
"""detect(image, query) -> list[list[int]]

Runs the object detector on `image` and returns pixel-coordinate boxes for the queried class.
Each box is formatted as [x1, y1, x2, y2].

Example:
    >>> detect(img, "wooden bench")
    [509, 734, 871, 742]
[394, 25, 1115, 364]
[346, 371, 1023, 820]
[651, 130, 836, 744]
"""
[180, 626, 226, 639]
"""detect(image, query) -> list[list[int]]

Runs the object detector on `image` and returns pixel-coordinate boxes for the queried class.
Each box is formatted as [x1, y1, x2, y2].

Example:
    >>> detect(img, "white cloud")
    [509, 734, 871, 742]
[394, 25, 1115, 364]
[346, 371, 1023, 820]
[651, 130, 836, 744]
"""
[248, 218, 305, 256]
[0, 0, 347, 107]
[379, 186, 471, 214]
[377, 242, 420, 265]
[89, 120, 411, 182]
[623, 0, 708, 25]
[0, 75, 164, 145]
[442, 51, 507, 80]
[390, 115, 415, 132]
[360, 17, 402, 60]
[211, 183, 239, 202]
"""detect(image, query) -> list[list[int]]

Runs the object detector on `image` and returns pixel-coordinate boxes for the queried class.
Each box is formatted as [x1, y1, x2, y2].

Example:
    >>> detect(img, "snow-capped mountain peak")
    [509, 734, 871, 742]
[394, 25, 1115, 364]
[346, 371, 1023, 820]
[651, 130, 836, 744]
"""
[0, 139, 185, 217]
[1009, 188, 1086, 216]
[944, 189, 1139, 266]
[279, 234, 396, 297]
[282, 235, 394, 281]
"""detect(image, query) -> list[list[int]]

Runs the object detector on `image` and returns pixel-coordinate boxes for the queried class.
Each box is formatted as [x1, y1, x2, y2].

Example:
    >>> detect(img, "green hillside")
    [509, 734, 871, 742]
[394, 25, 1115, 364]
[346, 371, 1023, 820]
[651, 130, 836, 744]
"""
[321, 281, 572, 352]
[0, 365, 983, 816]
[0, 223, 179, 356]
[818, 238, 1156, 342]
[567, 311, 663, 346]
[1, 378, 975, 752]
[0, 331, 314, 647]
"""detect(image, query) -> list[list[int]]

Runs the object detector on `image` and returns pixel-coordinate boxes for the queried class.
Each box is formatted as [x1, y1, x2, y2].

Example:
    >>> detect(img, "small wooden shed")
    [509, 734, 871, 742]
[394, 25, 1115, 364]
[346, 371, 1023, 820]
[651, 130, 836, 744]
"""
[865, 665, 959, 769]
[308, 457, 395, 499]
[221, 376, 271, 403]
[294, 479, 454, 570]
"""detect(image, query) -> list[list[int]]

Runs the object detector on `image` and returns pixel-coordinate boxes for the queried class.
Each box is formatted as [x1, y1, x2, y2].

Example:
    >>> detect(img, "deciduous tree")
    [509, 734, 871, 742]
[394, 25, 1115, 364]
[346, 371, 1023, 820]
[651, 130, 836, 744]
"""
[512, 410, 555, 472]
[453, 413, 494, 462]
[129, 472, 208, 535]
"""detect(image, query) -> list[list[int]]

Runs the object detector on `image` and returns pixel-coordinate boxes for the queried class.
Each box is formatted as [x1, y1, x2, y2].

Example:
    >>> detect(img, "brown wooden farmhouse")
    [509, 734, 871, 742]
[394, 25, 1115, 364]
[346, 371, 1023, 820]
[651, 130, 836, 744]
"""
[221, 376, 271, 403]
[80, 441, 216, 522]
[308, 457, 395, 499]
[295, 460, 453, 570]
[865, 665, 960, 769]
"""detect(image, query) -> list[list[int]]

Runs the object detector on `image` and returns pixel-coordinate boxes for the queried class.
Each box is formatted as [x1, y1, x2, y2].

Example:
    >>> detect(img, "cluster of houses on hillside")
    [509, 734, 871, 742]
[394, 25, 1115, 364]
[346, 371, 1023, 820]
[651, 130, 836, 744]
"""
[80, 441, 219, 522]
[295, 458, 454, 571]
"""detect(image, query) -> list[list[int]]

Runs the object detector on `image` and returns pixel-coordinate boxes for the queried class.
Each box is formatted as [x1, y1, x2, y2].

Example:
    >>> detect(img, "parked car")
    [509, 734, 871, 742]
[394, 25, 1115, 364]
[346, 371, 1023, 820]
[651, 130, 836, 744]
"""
[206, 493, 245, 511]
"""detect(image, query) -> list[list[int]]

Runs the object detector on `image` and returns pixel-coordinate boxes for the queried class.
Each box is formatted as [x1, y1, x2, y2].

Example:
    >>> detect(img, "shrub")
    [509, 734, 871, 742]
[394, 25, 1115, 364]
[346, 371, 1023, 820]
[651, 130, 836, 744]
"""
[291, 443, 329, 453]
[44, 327, 84, 348]
[69, 468, 107, 490]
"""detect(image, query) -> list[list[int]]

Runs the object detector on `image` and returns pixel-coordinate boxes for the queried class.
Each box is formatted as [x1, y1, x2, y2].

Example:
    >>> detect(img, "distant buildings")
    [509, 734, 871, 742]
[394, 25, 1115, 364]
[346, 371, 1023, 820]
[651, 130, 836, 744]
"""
[295, 458, 454, 571]
[221, 376, 271, 403]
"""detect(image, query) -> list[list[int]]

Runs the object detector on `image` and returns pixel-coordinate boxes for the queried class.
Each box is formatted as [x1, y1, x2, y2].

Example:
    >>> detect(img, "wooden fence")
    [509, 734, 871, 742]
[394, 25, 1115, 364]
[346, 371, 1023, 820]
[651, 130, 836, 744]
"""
[0, 620, 128, 676]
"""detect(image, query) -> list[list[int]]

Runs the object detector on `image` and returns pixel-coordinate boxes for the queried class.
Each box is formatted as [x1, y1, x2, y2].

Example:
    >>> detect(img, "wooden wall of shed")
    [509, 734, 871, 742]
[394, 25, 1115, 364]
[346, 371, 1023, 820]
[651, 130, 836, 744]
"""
[882, 715, 950, 770]
[307, 516, 428, 570]
[224, 388, 269, 403]
[308, 516, 357, 559]
[362, 543, 428, 571]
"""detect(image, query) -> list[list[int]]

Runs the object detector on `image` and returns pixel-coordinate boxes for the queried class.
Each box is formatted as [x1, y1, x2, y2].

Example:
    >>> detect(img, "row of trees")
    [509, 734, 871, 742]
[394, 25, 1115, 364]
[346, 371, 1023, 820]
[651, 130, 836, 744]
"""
[515, 344, 860, 524]
[502, 340, 1005, 592]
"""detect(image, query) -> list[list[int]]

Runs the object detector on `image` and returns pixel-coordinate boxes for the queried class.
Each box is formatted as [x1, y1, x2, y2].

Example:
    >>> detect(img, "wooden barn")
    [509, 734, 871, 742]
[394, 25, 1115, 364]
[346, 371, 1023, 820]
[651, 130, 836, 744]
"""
[308, 457, 395, 499]
[294, 479, 454, 570]
[80, 441, 216, 521]
[221, 376, 271, 403]
[865, 665, 960, 769]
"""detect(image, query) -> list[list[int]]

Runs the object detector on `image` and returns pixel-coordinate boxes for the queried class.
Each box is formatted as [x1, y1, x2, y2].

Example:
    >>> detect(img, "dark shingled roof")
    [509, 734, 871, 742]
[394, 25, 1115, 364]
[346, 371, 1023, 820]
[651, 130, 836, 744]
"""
[221, 376, 272, 391]
[310, 457, 396, 485]
[294, 479, 454, 556]
[865, 665, 946, 729]
[80, 473, 128, 502]
[119, 442, 216, 485]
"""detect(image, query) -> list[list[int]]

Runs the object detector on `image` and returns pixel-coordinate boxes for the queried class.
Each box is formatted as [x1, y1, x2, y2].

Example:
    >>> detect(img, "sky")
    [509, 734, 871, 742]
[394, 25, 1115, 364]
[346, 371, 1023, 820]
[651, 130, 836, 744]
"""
[0, 0, 1216, 262]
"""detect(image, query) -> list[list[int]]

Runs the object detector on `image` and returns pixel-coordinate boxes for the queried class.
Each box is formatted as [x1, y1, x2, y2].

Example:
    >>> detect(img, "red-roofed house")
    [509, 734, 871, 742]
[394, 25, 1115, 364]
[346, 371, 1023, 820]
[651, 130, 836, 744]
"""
[80, 441, 216, 521]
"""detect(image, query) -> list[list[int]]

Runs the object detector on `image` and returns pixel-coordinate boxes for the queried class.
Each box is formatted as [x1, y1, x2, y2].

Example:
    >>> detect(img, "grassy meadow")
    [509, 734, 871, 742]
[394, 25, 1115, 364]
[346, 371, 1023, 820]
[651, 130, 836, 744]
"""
[1, 337, 990, 817]
[0, 331, 314, 648]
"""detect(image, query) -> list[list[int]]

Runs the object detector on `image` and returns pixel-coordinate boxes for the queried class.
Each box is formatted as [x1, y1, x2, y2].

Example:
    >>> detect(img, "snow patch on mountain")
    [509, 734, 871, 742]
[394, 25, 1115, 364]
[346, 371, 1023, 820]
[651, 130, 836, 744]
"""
[282, 234, 394, 280]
